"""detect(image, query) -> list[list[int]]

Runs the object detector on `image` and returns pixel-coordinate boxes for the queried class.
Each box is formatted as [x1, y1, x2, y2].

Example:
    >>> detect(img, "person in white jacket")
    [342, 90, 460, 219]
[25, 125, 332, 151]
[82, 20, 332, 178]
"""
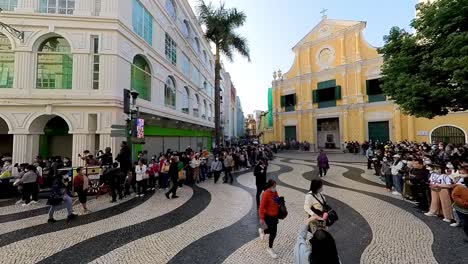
[391, 154, 404, 196]
[135, 160, 147, 197]
[304, 179, 327, 234]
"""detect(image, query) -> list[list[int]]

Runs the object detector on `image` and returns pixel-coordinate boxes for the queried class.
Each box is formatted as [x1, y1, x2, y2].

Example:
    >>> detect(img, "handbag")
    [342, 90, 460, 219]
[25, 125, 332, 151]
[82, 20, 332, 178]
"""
[277, 196, 288, 220]
[178, 170, 186, 181]
[312, 193, 338, 226]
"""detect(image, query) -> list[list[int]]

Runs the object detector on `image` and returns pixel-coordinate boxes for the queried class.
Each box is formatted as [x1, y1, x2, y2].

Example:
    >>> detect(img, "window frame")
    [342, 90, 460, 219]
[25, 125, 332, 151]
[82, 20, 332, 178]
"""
[0, 0, 17, 11]
[165, 33, 177, 66]
[164, 76, 177, 108]
[39, 0, 75, 15]
[36, 36, 73, 90]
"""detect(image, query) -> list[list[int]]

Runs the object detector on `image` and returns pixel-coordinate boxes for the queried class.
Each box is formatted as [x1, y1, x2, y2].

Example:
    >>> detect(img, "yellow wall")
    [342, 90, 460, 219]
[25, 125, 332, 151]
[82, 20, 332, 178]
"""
[271, 17, 468, 149]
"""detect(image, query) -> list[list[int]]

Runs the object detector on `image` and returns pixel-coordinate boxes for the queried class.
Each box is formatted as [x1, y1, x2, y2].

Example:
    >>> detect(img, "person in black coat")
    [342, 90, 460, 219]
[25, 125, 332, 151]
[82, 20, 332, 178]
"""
[102, 162, 124, 202]
[165, 156, 179, 199]
[116, 142, 131, 177]
[254, 159, 267, 208]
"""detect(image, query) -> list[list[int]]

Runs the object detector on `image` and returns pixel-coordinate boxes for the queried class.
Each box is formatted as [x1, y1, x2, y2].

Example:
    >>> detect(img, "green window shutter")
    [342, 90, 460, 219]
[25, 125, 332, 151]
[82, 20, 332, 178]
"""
[294, 94, 298, 106]
[312, 90, 318, 103]
[335, 85, 342, 100]
[280, 96, 285, 107]
[317, 80, 336, 90]
[366, 80, 370, 95]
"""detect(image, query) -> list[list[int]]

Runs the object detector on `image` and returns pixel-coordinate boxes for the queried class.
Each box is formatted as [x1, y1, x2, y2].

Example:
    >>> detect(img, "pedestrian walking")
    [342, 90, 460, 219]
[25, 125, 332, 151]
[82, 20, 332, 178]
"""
[254, 159, 267, 208]
[165, 156, 180, 199]
[211, 155, 223, 183]
[73, 167, 91, 214]
[258, 179, 280, 259]
[304, 179, 327, 234]
[317, 150, 329, 177]
[223, 152, 234, 184]
[19, 164, 39, 206]
[366, 147, 374, 170]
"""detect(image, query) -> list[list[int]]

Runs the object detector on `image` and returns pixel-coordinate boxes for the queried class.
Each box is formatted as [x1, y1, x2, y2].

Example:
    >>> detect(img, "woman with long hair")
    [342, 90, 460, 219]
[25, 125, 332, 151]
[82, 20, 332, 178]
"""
[258, 179, 280, 259]
[304, 179, 326, 234]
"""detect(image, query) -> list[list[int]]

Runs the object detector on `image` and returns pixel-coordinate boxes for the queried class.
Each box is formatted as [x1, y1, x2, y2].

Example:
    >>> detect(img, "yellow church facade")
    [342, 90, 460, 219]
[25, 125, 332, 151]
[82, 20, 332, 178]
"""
[271, 17, 468, 150]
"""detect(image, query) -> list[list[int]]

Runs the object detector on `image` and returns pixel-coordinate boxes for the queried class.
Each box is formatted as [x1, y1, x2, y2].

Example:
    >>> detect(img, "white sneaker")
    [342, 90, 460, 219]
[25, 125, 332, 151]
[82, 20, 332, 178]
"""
[391, 191, 401, 196]
[424, 212, 436, 217]
[15, 200, 23, 205]
[450, 222, 460, 227]
[442, 218, 452, 223]
[21, 203, 29, 207]
[258, 228, 265, 240]
[267, 248, 278, 259]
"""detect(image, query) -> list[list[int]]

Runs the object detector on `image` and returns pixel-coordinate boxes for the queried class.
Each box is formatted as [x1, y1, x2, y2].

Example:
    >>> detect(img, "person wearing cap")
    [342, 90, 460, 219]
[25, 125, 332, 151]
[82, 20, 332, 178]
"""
[391, 154, 404, 196]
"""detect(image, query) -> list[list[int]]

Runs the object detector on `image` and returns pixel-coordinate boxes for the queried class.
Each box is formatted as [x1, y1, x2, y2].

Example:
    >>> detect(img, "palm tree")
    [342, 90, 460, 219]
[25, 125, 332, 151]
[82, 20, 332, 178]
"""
[196, 1, 250, 147]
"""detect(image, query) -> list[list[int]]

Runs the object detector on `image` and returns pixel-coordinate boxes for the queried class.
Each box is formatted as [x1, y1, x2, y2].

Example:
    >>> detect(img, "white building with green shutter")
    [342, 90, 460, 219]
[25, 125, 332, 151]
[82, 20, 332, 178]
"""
[0, 0, 217, 165]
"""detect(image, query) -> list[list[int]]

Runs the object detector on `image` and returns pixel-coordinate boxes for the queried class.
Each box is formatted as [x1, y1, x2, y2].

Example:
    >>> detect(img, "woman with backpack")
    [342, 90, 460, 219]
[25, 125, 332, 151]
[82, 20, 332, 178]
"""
[258, 179, 280, 259]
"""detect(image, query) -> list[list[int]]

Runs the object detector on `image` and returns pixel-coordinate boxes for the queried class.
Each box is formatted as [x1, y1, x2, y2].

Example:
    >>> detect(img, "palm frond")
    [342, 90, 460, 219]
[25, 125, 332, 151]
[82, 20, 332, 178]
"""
[230, 33, 250, 62]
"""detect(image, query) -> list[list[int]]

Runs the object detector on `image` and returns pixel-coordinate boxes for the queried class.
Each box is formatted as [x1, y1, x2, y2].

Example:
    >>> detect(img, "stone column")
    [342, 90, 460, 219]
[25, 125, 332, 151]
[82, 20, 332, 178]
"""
[74, 0, 93, 16]
[72, 53, 92, 90]
[12, 134, 40, 164]
[72, 134, 96, 166]
[14, 52, 35, 90]
[309, 112, 315, 151]
[15, 0, 35, 13]
[342, 110, 349, 143]
[359, 108, 365, 143]
[407, 115, 415, 141]
[355, 31, 361, 60]
[100, 0, 118, 17]
[340, 37, 346, 64]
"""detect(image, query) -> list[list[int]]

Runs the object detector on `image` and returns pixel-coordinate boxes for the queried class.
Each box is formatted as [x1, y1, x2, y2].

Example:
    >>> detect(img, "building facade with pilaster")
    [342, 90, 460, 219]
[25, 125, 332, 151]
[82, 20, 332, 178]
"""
[0, 0, 216, 165]
[272, 16, 468, 151]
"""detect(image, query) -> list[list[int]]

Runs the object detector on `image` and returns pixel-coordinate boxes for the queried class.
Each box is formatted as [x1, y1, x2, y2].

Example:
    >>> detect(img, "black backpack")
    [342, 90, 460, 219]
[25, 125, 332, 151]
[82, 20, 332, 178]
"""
[277, 196, 288, 220]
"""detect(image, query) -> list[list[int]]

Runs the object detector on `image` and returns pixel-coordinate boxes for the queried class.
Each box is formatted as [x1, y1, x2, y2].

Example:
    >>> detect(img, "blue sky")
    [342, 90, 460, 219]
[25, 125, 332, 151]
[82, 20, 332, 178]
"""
[189, 0, 417, 115]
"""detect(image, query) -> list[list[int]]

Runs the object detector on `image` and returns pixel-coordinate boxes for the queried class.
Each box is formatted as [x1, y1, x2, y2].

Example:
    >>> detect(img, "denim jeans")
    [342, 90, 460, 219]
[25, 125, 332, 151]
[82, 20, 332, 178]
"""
[48, 194, 73, 219]
[392, 174, 403, 193]
[200, 165, 207, 181]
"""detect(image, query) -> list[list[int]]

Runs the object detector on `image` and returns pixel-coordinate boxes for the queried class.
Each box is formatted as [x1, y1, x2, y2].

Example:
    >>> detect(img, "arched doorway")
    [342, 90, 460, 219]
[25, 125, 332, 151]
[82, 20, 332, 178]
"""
[32, 116, 72, 159]
[0, 117, 12, 157]
[431, 125, 466, 145]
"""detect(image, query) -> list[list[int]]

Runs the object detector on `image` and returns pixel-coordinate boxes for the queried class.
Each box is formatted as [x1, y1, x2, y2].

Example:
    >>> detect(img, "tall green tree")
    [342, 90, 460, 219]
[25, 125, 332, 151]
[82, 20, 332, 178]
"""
[378, 0, 468, 118]
[196, 1, 250, 146]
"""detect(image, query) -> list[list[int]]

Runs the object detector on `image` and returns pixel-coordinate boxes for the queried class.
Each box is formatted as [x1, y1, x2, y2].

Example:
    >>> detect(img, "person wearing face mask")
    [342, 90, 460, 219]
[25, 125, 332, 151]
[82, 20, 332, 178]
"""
[254, 159, 267, 208]
[391, 155, 404, 196]
[47, 171, 77, 223]
[451, 170, 468, 242]
[381, 157, 393, 192]
[210, 155, 223, 183]
[425, 165, 454, 223]
[304, 179, 327, 235]
[258, 179, 280, 259]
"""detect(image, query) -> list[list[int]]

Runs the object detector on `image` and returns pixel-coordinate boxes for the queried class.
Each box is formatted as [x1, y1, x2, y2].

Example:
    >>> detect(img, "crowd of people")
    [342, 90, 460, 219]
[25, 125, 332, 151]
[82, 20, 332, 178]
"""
[361, 140, 468, 242]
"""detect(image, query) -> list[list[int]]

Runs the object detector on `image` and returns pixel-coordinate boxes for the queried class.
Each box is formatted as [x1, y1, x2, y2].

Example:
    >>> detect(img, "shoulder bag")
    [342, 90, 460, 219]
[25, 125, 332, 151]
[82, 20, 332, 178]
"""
[312, 193, 338, 226]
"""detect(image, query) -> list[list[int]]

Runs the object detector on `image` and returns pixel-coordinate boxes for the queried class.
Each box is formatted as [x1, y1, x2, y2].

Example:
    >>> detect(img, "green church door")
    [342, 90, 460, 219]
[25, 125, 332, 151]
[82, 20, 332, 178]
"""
[368, 121, 390, 143]
[284, 126, 297, 141]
